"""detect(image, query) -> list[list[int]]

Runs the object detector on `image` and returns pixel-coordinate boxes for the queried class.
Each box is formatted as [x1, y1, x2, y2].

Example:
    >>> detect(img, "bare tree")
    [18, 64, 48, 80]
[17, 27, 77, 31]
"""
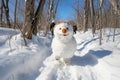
[113, 10, 119, 42]
[32, 0, 46, 35]
[98, 0, 104, 45]
[44, 0, 59, 35]
[83, 0, 89, 32]
[22, 0, 35, 39]
[76, 0, 80, 29]
[90, 0, 95, 34]
[47, 0, 59, 22]
[54, 0, 59, 17]
[44, 0, 54, 35]
[22, 0, 46, 39]
[109, 0, 120, 15]
[0, 0, 3, 26]
[2, 0, 11, 28]
[14, 0, 18, 29]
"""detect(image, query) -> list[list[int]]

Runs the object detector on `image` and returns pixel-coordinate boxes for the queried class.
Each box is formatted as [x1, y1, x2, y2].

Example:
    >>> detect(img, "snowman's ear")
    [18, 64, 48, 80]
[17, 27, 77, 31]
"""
[73, 25, 77, 34]
[50, 22, 55, 36]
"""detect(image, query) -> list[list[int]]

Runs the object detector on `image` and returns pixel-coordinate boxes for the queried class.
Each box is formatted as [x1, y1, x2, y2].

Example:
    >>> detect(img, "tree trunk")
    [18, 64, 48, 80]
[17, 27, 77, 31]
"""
[109, 0, 120, 15]
[76, 0, 80, 30]
[45, 0, 54, 36]
[89, 0, 95, 34]
[113, 13, 118, 42]
[2, 0, 11, 28]
[55, 0, 59, 17]
[22, 0, 46, 39]
[45, 0, 59, 36]
[32, 0, 46, 35]
[14, 0, 18, 29]
[0, 0, 3, 26]
[83, 0, 89, 32]
[22, 0, 35, 39]
[98, 0, 104, 45]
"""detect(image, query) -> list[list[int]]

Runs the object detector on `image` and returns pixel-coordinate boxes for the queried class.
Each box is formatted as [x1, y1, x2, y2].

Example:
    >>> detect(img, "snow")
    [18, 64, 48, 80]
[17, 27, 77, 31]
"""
[0, 27, 51, 80]
[0, 27, 120, 80]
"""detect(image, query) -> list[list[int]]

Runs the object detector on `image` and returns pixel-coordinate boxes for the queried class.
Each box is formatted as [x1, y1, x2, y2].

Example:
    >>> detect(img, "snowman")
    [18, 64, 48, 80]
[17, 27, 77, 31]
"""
[50, 21, 77, 64]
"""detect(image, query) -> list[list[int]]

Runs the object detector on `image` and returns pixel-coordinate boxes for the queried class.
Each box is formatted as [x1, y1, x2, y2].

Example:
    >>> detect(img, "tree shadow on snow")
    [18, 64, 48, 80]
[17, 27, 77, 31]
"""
[77, 38, 99, 51]
[71, 50, 112, 66]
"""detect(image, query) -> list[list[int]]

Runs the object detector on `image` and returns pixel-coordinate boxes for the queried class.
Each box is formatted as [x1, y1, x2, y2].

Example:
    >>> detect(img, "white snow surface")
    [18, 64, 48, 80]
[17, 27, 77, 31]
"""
[0, 27, 120, 80]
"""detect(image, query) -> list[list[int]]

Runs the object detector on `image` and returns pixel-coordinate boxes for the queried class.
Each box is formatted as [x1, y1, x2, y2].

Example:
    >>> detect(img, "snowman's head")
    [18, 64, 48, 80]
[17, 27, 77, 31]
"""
[50, 21, 77, 42]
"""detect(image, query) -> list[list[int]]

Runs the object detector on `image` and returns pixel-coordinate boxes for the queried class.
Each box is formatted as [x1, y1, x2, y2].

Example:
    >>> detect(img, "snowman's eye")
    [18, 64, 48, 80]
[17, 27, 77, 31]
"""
[66, 27, 69, 30]
[59, 28, 61, 30]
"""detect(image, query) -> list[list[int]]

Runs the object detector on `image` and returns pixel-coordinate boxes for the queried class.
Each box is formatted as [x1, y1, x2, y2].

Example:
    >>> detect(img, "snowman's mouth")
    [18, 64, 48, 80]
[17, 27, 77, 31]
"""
[58, 33, 69, 37]
[63, 34, 68, 36]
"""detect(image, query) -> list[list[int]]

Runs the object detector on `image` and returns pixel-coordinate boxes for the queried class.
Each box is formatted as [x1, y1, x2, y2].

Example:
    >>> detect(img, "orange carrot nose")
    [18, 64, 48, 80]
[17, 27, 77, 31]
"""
[62, 28, 67, 33]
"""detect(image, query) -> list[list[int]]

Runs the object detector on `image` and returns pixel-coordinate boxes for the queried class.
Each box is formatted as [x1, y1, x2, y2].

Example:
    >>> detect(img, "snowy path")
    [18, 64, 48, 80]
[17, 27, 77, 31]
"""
[36, 51, 120, 80]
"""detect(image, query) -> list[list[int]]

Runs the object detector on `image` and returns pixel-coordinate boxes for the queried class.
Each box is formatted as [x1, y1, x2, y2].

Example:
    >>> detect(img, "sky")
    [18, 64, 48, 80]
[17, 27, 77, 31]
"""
[8, 0, 84, 21]
[56, 0, 75, 21]
[56, 0, 83, 21]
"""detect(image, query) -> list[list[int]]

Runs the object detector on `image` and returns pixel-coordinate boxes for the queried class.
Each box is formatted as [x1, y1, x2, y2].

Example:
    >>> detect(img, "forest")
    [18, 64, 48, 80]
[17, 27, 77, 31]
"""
[0, 0, 120, 40]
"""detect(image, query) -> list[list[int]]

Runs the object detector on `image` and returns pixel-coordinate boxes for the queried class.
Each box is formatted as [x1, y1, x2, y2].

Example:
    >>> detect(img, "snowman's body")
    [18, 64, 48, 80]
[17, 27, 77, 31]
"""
[51, 36, 76, 59]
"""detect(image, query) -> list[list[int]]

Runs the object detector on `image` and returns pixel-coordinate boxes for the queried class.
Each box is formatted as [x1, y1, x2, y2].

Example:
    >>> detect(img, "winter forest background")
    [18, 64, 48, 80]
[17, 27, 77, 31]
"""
[0, 0, 120, 80]
[0, 0, 120, 41]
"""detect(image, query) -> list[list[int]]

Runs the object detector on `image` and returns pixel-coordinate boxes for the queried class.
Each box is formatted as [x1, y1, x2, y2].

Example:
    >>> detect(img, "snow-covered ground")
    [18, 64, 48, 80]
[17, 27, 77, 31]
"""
[0, 27, 120, 80]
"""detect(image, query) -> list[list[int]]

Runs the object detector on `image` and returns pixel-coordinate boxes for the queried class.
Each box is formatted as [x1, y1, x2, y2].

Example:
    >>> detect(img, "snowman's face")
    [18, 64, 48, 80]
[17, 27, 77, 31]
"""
[54, 22, 74, 38]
